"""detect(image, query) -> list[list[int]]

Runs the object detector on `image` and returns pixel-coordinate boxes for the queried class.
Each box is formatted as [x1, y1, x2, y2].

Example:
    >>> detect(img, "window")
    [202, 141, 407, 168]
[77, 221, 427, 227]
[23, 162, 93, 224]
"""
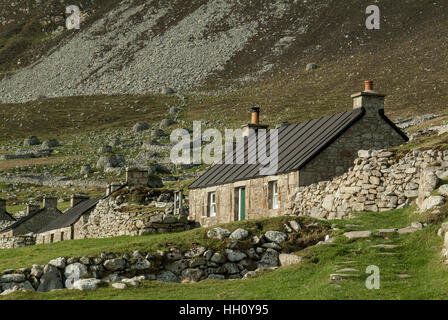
[60, 232, 64, 241]
[50, 234, 54, 243]
[208, 192, 217, 217]
[269, 181, 279, 209]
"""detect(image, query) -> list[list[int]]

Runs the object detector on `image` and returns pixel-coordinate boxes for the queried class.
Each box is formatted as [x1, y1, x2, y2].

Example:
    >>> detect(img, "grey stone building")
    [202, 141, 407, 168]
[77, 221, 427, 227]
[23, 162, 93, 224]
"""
[188, 81, 409, 227]
[0, 197, 62, 238]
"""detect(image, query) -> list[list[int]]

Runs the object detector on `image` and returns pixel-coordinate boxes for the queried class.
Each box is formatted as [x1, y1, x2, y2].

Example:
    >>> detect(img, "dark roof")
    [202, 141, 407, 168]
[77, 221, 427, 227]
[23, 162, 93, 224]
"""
[0, 208, 46, 233]
[3, 211, 16, 222]
[189, 107, 407, 190]
[37, 196, 105, 234]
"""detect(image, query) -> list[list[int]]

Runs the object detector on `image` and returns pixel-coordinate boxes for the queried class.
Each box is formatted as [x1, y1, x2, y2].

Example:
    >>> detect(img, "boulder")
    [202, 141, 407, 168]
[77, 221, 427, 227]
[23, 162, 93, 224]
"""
[438, 184, 448, 197]
[210, 253, 227, 264]
[258, 249, 280, 269]
[112, 283, 127, 289]
[131, 259, 151, 270]
[23, 136, 40, 146]
[181, 268, 204, 282]
[306, 63, 318, 71]
[48, 257, 67, 269]
[133, 122, 150, 132]
[225, 250, 247, 262]
[98, 145, 113, 155]
[103, 258, 126, 272]
[1, 281, 34, 294]
[322, 195, 335, 211]
[288, 220, 302, 232]
[420, 196, 445, 211]
[185, 246, 207, 258]
[417, 169, 440, 206]
[41, 139, 60, 148]
[38, 265, 63, 292]
[73, 279, 102, 291]
[156, 271, 180, 283]
[96, 155, 125, 169]
[264, 231, 287, 244]
[343, 230, 372, 239]
[160, 118, 175, 128]
[0, 274, 26, 283]
[279, 254, 303, 266]
[207, 227, 230, 240]
[229, 228, 249, 241]
[64, 263, 89, 281]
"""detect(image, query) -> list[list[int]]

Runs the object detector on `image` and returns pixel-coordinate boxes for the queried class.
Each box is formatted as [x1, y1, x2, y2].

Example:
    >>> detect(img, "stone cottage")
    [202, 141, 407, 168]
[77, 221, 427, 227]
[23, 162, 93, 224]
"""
[0, 199, 16, 231]
[188, 81, 409, 227]
[0, 197, 62, 238]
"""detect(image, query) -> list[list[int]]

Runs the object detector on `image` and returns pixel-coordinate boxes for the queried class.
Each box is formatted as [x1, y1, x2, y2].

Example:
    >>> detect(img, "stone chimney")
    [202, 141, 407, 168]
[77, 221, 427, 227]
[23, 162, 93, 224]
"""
[70, 194, 90, 208]
[351, 80, 386, 116]
[241, 106, 269, 138]
[27, 203, 41, 215]
[43, 197, 58, 212]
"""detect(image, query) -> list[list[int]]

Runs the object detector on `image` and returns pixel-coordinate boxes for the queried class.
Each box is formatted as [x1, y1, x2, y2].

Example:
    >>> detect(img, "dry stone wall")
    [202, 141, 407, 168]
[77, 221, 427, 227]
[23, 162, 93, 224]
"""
[76, 198, 198, 239]
[0, 235, 35, 249]
[287, 149, 448, 219]
[0, 220, 323, 295]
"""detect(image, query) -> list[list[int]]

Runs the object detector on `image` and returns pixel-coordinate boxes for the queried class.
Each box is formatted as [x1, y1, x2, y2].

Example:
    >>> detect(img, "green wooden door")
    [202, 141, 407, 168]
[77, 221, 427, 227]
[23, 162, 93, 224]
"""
[239, 188, 246, 221]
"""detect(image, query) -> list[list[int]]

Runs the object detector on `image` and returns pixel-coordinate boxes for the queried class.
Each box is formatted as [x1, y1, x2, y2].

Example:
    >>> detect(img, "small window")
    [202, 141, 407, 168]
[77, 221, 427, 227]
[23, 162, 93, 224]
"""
[269, 181, 279, 209]
[208, 192, 217, 217]
[50, 234, 54, 243]
[60, 232, 64, 241]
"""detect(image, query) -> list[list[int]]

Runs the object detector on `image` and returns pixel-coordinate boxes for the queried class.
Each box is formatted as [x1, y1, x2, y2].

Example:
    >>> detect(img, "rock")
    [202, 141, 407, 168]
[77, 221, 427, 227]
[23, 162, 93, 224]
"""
[169, 106, 181, 115]
[225, 250, 247, 262]
[411, 222, 423, 230]
[80, 165, 92, 175]
[438, 184, 448, 197]
[156, 271, 180, 283]
[121, 278, 140, 286]
[343, 231, 372, 239]
[104, 258, 126, 271]
[181, 268, 204, 282]
[64, 263, 89, 281]
[131, 259, 151, 270]
[210, 253, 227, 264]
[306, 63, 318, 71]
[98, 145, 113, 155]
[288, 220, 301, 232]
[48, 257, 67, 269]
[418, 170, 440, 206]
[420, 196, 445, 211]
[185, 246, 207, 258]
[42, 139, 60, 148]
[279, 254, 303, 266]
[397, 227, 418, 235]
[151, 128, 166, 138]
[73, 279, 102, 291]
[96, 155, 125, 169]
[261, 242, 282, 250]
[229, 228, 249, 241]
[358, 150, 373, 158]
[322, 195, 335, 211]
[264, 231, 287, 244]
[23, 136, 40, 146]
[112, 283, 127, 289]
[31, 264, 44, 278]
[165, 260, 189, 274]
[133, 122, 150, 132]
[0, 274, 26, 283]
[162, 87, 176, 95]
[207, 227, 230, 240]
[160, 118, 175, 128]
[1, 281, 34, 295]
[223, 263, 240, 274]
[207, 274, 225, 280]
[258, 248, 279, 268]
[243, 271, 257, 279]
[38, 265, 63, 292]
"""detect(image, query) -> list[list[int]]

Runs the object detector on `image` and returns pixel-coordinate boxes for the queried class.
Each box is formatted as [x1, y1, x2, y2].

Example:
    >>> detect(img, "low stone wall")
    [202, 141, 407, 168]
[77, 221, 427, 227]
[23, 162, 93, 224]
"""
[76, 198, 198, 239]
[0, 235, 36, 249]
[286, 149, 448, 219]
[0, 220, 326, 294]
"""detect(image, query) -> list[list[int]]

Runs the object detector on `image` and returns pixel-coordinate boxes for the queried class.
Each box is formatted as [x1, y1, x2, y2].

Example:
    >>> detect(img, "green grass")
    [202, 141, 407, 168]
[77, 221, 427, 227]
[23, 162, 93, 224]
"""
[1, 208, 448, 300]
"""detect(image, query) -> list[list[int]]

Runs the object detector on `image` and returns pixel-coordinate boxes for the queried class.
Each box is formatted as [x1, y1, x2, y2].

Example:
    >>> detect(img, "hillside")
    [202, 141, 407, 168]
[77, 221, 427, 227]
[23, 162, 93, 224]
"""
[0, 0, 447, 124]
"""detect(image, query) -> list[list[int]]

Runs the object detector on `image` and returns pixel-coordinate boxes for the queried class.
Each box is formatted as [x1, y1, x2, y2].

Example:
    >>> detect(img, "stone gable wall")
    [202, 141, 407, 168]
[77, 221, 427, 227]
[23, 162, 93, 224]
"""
[287, 149, 448, 219]
[298, 110, 406, 186]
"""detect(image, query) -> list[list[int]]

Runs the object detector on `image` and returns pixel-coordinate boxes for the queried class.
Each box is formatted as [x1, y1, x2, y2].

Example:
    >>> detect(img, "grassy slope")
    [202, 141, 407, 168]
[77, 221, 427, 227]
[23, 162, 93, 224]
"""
[1, 207, 448, 300]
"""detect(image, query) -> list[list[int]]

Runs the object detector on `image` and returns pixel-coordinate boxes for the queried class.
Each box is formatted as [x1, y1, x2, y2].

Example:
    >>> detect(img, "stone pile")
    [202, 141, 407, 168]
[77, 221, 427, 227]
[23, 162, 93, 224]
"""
[287, 149, 448, 219]
[0, 221, 314, 295]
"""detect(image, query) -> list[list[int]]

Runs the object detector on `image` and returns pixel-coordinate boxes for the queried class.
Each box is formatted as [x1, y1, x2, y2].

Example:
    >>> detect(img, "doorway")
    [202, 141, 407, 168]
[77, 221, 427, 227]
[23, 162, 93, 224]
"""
[238, 187, 246, 221]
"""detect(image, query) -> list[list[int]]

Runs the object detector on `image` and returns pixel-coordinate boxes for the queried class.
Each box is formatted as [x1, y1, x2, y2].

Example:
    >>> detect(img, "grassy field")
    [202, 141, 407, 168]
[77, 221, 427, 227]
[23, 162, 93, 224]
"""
[0, 207, 447, 300]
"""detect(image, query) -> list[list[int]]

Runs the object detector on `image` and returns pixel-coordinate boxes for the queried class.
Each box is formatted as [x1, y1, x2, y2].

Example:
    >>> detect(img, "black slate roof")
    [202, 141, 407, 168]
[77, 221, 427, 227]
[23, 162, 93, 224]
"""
[37, 196, 105, 234]
[189, 107, 407, 190]
[1, 208, 46, 233]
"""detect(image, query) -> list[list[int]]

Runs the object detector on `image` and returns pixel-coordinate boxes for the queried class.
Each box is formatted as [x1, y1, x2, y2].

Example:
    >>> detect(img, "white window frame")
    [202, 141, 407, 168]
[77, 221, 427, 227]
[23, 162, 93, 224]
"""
[272, 181, 279, 209]
[209, 192, 217, 217]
